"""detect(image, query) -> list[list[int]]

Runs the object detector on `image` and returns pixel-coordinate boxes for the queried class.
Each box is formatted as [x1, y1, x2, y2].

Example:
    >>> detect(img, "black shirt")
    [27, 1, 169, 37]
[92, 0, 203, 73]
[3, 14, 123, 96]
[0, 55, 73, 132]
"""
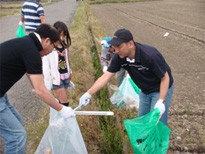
[107, 42, 173, 94]
[0, 33, 43, 97]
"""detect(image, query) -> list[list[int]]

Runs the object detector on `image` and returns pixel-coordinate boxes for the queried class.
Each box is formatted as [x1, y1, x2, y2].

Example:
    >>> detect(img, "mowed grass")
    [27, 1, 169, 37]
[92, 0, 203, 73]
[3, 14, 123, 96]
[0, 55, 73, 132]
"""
[0, 2, 22, 18]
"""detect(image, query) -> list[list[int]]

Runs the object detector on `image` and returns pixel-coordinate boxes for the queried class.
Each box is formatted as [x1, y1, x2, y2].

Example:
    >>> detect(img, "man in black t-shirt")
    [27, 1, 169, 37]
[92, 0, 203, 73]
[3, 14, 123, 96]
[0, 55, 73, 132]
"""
[79, 28, 174, 125]
[0, 24, 75, 154]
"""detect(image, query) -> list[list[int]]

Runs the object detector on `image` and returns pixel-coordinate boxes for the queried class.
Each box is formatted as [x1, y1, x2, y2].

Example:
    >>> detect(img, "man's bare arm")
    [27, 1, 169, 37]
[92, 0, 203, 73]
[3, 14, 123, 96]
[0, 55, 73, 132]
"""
[40, 16, 46, 23]
[159, 72, 170, 100]
[27, 74, 62, 111]
[87, 71, 115, 95]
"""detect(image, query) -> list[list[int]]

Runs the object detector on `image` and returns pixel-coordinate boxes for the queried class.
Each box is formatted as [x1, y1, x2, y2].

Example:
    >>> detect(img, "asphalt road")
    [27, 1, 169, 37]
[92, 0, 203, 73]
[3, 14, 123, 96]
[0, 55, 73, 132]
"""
[0, 0, 78, 42]
[91, 0, 205, 152]
[0, 0, 78, 153]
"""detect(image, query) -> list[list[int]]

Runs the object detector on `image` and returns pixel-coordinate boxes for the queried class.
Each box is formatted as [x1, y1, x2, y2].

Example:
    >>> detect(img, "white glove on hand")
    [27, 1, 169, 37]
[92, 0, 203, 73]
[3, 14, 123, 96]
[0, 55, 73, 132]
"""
[154, 99, 165, 117]
[79, 92, 91, 106]
[18, 21, 23, 26]
[59, 106, 75, 118]
[103, 66, 108, 73]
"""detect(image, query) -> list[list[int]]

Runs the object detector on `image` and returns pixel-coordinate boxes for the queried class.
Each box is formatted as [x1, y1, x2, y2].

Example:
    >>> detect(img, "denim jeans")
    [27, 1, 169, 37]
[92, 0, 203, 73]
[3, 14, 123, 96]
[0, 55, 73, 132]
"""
[138, 84, 174, 125]
[52, 78, 71, 89]
[0, 94, 26, 154]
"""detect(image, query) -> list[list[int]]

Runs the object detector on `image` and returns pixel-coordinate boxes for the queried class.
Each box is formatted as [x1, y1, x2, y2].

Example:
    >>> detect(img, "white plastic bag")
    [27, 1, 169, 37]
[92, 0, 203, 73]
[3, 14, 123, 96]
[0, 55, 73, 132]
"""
[35, 108, 88, 154]
[110, 74, 140, 109]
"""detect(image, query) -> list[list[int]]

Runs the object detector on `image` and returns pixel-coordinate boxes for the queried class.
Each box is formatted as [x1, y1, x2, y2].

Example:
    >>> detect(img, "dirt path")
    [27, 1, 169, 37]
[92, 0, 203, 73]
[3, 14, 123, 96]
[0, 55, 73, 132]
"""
[0, 0, 78, 153]
[91, 0, 205, 152]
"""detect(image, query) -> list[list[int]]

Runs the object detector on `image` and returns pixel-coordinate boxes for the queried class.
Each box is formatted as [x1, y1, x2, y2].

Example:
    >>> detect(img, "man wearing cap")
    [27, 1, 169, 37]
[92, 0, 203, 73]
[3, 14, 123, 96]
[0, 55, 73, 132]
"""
[79, 28, 174, 125]
[0, 24, 75, 153]
[100, 37, 126, 87]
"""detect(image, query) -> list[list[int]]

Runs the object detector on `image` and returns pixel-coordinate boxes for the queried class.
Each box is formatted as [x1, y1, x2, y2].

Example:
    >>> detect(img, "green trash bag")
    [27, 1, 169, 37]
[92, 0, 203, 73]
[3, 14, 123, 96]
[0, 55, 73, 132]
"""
[128, 78, 141, 94]
[16, 25, 26, 38]
[124, 109, 171, 154]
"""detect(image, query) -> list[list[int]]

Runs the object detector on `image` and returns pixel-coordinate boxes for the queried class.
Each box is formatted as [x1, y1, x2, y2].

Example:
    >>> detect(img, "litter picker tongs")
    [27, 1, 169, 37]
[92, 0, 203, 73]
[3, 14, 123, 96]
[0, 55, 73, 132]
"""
[73, 104, 114, 116]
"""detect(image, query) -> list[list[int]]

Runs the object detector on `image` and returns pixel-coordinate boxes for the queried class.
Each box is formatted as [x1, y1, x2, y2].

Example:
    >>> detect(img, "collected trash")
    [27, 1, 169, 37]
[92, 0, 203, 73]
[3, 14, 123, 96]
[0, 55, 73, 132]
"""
[35, 104, 114, 154]
[124, 109, 171, 154]
[109, 83, 119, 91]
[163, 32, 169, 37]
[110, 74, 140, 109]
[35, 108, 88, 154]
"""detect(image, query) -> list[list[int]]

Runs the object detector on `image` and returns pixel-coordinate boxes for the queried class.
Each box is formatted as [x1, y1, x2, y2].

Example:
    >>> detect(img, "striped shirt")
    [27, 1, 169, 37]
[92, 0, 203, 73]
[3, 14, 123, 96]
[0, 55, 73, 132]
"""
[21, 0, 45, 32]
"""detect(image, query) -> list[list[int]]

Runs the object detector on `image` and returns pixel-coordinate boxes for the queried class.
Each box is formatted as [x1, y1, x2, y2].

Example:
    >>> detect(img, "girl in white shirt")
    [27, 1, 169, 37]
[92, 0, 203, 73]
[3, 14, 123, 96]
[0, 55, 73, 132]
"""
[42, 21, 73, 106]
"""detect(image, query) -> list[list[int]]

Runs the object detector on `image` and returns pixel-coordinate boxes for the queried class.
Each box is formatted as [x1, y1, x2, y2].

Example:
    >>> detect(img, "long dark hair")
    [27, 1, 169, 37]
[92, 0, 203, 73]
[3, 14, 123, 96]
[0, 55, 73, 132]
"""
[53, 21, 71, 47]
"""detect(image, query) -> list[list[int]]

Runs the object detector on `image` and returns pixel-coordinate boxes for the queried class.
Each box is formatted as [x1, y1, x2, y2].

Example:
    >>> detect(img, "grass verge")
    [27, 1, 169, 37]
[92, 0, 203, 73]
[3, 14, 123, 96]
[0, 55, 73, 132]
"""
[0, 1, 59, 18]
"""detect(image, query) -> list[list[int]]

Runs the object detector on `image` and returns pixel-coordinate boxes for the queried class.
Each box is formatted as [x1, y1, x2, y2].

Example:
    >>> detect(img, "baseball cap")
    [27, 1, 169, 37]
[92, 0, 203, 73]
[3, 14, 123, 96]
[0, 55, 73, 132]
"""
[109, 28, 133, 46]
[101, 37, 111, 48]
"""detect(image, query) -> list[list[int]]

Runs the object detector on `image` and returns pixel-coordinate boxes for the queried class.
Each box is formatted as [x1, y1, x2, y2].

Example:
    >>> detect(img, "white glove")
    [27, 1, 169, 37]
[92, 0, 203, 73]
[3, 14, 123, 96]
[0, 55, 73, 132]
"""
[79, 92, 91, 106]
[59, 106, 75, 118]
[18, 21, 23, 26]
[154, 99, 165, 117]
[103, 66, 108, 73]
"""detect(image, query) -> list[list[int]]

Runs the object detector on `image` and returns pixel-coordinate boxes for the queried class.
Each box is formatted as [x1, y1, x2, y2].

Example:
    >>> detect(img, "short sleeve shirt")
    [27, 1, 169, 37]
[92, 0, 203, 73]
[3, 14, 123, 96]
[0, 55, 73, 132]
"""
[107, 42, 173, 94]
[21, 0, 45, 32]
[0, 35, 42, 96]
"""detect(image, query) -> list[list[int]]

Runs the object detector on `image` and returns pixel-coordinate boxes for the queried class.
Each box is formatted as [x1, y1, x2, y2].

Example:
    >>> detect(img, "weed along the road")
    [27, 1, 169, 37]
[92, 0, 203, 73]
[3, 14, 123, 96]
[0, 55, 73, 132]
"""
[78, 1, 138, 152]
[67, 1, 128, 152]
[90, 44, 124, 153]
[89, 23, 124, 153]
